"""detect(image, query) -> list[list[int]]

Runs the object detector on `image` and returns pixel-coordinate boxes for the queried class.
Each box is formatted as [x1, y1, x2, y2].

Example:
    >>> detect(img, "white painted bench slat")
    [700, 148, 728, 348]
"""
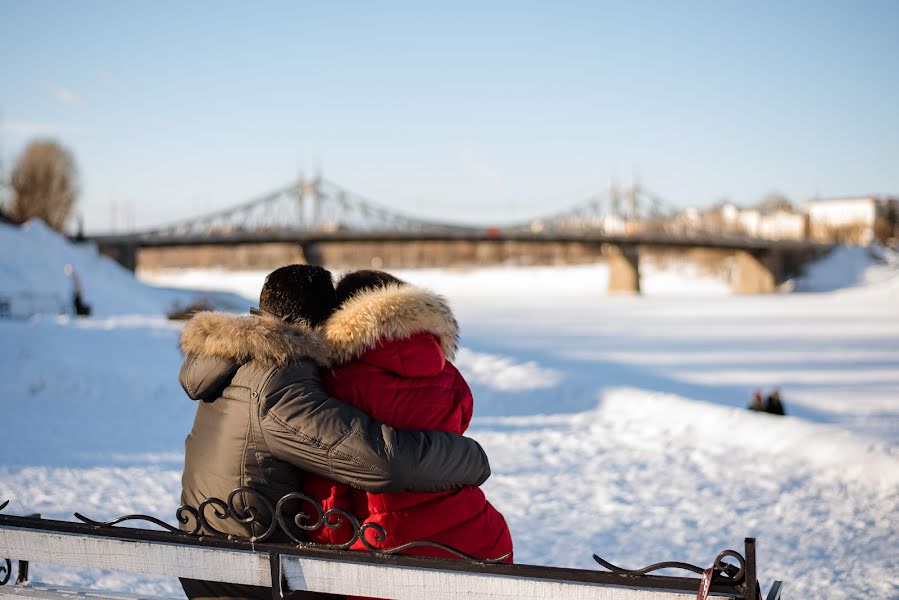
[282, 556, 697, 600]
[0, 527, 271, 587]
[1, 524, 739, 600]
[0, 583, 179, 600]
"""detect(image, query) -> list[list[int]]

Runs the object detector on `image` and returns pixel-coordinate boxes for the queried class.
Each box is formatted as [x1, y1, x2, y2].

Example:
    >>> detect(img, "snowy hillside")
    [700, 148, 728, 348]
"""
[0, 220, 245, 317]
[792, 244, 899, 294]
[2, 243, 898, 599]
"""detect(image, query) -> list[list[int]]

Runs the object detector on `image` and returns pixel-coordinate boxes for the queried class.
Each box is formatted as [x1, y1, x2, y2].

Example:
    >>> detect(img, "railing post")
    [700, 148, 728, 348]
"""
[744, 537, 758, 600]
[15, 559, 29, 585]
[269, 552, 284, 600]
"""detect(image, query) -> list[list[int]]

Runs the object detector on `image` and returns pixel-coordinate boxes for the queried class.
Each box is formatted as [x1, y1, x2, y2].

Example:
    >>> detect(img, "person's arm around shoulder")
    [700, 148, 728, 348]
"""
[259, 361, 490, 494]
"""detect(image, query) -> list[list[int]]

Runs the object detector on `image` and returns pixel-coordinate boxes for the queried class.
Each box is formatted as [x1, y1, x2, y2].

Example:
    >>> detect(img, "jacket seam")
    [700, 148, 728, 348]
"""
[326, 427, 357, 479]
[259, 367, 279, 400]
[265, 410, 326, 448]
[328, 429, 390, 477]
[184, 354, 197, 397]
[239, 389, 253, 527]
[266, 411, 390, 479]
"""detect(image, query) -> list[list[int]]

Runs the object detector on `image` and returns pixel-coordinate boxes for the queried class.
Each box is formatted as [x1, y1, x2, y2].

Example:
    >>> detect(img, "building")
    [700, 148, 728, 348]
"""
[714, 202, 807, 240]
[805, 196, 899, 245]
[756, 209, 807, 241]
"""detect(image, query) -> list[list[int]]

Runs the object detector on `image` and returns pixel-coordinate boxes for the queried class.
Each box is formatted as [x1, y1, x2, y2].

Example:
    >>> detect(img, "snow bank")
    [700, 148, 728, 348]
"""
[0, 220, 245, 317]
[793, 244, 899, 293]
[475, 388, 898, 599]
[595, 388, 898, 488]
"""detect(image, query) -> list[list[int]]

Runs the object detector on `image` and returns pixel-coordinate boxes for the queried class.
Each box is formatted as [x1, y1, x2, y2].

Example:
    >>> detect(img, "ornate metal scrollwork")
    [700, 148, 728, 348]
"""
[0, 558, 10, 587]
[73, 487, 510, 563]
[592, 548, 745, 583]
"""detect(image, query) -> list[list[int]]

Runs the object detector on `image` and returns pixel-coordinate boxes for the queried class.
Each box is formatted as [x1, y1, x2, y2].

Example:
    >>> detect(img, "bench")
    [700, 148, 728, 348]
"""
[0, 491, 783, 600]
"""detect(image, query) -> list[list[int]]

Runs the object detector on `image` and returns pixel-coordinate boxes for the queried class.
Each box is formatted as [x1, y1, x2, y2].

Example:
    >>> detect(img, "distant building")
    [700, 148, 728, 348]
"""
[757, 209, 807, 241]
[805, 196, 899, 245]
[713, 202, 807, 240]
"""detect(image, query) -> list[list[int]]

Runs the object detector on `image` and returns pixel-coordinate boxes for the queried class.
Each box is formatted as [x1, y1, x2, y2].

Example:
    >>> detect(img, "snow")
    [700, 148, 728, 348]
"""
[2, 224, 898, 599]
[0, 220, 246, 318]
[453, 347, 563, 392]
[793, 244, 899, 294]
[138, 259, 733, 306]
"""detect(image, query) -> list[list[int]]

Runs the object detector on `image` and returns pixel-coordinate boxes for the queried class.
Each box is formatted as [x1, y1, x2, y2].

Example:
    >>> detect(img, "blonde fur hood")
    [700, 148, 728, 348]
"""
[323, 283, 459, 365]
[179, 311, 330, 368]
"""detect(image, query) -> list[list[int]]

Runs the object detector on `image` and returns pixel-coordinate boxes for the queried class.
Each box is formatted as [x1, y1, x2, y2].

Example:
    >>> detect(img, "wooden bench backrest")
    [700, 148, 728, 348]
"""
[0, 519, 735, 600]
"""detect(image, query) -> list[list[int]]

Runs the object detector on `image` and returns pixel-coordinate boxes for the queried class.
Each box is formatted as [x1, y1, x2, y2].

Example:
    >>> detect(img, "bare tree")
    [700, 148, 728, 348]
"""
[874, 203, 897, 244]
[9, 139, 79, 231]
[756, 192, 793, 214]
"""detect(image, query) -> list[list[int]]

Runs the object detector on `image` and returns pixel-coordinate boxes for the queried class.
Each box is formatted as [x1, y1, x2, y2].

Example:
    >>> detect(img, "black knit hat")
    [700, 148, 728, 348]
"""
[258, 265, 337, 327]
[335, 269, 405, 306]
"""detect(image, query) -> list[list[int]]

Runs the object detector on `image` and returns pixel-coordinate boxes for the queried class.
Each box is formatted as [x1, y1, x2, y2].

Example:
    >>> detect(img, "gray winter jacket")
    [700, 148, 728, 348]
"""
[178, 311, 491, 541]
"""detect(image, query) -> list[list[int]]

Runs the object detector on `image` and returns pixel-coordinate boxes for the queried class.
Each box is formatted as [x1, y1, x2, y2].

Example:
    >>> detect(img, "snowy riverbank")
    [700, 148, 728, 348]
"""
[1, 222, 897, 598]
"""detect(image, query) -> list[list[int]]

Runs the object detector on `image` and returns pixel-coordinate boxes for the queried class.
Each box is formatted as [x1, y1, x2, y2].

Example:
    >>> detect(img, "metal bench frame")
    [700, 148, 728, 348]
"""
[1, 492, 783, 600]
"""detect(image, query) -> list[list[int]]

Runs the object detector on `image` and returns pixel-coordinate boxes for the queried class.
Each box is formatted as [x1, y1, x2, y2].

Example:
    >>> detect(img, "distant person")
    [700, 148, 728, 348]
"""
[748, 390, 764, 411]
[64, 264, 91, 316]
[303, 269, 514, 580]
[765, 389, 786, 416]
[177, 265, 492, 600]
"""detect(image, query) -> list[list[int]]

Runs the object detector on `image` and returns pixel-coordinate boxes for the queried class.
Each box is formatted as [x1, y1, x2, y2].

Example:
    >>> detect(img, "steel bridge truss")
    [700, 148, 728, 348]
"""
[141, 177, 478, 239]
[135, 176, 716, 240]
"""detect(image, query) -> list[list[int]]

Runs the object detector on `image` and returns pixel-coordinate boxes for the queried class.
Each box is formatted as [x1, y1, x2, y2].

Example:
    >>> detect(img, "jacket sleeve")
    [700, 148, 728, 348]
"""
[258, 361, 491, 494]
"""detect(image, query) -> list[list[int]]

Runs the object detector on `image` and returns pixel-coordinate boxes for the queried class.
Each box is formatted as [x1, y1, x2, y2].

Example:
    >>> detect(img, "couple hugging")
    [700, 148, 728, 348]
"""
[178, 265, 513, 600]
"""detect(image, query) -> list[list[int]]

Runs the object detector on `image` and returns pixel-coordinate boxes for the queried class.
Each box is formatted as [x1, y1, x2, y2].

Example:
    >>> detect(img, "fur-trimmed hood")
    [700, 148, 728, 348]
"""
[323, 283, 459, 365]
[180, 311, 330, 368]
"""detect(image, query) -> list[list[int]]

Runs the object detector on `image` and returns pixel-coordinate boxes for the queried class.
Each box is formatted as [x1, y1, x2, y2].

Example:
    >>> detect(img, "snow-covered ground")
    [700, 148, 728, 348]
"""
[0, 220, 246, 318]
[2, 223, 898, 599]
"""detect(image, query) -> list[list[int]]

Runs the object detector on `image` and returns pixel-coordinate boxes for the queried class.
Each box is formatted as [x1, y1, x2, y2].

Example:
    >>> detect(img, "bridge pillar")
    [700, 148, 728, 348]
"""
[734, 250, 776, 294]
[95, 241, 138, 272]
[606, 244, 641, 294]
[300, 242, 323, 266]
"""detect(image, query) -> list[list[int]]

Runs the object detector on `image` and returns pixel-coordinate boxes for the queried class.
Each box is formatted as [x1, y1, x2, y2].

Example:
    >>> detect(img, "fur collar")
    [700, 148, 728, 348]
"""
[179, 311, 330, 368]
[323, 283, 459, 365]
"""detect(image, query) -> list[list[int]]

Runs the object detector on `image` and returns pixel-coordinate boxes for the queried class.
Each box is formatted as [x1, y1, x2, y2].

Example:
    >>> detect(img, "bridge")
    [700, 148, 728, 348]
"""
[89, 175, 834, 294]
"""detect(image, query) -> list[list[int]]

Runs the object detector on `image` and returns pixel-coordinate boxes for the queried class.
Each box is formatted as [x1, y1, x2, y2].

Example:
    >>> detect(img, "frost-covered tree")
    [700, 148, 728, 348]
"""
[9, 139, 79, 232]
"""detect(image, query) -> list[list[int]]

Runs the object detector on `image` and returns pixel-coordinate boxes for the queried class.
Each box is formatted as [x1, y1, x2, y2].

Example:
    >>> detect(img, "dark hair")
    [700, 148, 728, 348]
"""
[335, 269, 405, 306]
[259, 265, 337, 327]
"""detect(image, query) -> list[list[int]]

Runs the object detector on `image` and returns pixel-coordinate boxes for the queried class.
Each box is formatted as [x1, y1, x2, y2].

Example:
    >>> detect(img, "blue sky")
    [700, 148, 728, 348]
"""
[1, 1, 897, 231]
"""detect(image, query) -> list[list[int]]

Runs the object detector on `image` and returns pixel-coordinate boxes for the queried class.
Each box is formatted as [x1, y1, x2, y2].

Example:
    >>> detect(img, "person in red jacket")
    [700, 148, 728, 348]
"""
[304, 270, 513, 574]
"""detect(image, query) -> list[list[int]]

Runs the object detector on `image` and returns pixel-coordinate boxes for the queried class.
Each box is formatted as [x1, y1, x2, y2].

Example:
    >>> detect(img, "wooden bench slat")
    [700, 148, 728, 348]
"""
[281, 556, 699, 600]
[0, 526, 270, 587]
[1, 524, 742, 599]
[0, 583, 179, 600]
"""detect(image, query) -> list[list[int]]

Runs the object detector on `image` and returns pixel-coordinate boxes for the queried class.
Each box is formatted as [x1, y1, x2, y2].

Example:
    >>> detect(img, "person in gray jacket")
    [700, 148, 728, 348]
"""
[178, 265, 491, 600]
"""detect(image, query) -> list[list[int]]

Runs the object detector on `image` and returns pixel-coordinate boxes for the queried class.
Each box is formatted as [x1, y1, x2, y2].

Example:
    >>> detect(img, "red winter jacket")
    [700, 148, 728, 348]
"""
[303, 284, 513, 568]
